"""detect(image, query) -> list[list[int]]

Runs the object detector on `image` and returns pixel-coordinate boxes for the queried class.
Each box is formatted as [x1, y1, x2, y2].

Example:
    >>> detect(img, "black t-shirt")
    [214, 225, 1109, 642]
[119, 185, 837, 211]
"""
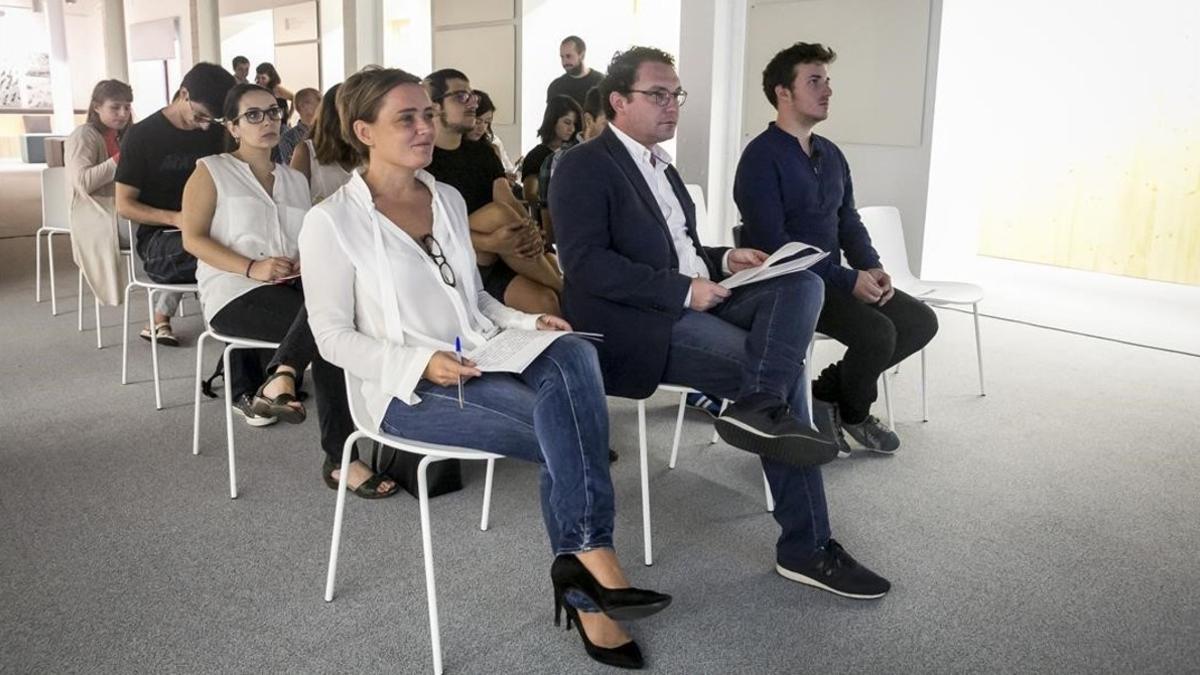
[115, 110, 224, 239]
[426, 138, 506, 214]
[547, 69, 604, 107]
[521, 143, 555, 181]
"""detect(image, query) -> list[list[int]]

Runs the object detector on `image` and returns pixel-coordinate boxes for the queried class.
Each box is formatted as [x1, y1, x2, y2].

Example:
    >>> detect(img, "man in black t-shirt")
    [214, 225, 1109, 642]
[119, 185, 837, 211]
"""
[546, 35, 604, 107]
[423, 68, 562, 315]
[115, 62, 234, 345]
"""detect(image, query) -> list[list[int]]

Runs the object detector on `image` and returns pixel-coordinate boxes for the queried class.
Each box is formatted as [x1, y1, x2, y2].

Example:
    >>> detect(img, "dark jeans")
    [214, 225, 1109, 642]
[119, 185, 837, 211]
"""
[812, 286, 939, 424]
[209, 283, 356, 462]
[380, 337, 613, 555]
[136, 227, 197, 284]
[662, 271, 832, 565]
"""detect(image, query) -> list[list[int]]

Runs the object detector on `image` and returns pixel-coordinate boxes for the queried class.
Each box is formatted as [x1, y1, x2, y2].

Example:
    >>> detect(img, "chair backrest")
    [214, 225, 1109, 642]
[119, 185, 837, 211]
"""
[123, 217, 153, 285]
[343, 372, 374, 435]
[40, 167, 70, 231]
[858, 206, 918, 284]
[685, 183, 707, 234]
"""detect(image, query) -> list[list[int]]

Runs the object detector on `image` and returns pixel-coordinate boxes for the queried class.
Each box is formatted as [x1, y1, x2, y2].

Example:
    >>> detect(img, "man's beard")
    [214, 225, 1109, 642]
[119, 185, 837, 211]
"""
[440, 109, 475, 135]
[565, 63, 583, 77]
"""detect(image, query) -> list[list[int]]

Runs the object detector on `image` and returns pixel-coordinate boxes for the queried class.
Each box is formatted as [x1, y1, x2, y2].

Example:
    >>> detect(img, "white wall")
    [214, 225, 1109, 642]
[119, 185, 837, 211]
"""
[125, 0, 193, 70]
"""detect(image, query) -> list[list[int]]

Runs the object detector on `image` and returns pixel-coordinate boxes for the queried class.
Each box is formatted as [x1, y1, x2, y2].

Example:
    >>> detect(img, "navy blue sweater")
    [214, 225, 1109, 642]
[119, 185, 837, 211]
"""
[734, 123, 879, 292]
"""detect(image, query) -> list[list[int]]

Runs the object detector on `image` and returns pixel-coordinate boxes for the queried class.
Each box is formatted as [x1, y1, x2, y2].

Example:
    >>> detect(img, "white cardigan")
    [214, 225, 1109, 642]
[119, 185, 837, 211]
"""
[299, 168, 540, 428]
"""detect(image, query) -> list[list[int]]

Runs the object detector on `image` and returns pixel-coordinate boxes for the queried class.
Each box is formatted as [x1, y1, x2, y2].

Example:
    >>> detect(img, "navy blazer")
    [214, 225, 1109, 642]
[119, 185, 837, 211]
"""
[550, 127, 729, 399]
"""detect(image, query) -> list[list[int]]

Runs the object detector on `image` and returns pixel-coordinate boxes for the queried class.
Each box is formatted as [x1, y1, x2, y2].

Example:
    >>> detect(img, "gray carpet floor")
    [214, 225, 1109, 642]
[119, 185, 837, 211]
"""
[2, 235, 1199, 674]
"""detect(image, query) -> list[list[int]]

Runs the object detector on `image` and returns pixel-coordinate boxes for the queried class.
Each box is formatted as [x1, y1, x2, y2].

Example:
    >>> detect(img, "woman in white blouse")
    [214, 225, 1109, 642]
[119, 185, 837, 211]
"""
[299, 67, 668, 668]
[65, 79, 132, 307]
[290, 84, 358, 203]
[181, 84, 396, 498]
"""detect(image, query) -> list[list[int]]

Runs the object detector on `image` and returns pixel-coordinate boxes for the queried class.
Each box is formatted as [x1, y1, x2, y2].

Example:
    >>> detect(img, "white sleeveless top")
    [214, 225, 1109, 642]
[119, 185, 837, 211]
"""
[306, 139, 356, 204]
[195, 153, 311, 322]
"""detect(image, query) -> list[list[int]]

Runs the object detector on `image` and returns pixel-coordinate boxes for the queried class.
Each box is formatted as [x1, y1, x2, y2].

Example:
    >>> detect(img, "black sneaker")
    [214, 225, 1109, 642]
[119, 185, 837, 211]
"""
[714, 396, 838, 467]
[811, 399, 852, 459]
[843, 415, 900, 454]
[232, 393, 277, 427]
[776, 539, 891, 599]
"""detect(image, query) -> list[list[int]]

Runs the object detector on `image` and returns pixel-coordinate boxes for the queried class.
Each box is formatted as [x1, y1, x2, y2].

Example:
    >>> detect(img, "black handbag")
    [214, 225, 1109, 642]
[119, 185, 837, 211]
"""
[367, 441, 463, 499]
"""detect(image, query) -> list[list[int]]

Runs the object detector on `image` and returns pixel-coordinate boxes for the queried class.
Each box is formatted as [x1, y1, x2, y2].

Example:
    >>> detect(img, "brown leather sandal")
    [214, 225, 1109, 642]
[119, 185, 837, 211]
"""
[250, 370, 306, 424]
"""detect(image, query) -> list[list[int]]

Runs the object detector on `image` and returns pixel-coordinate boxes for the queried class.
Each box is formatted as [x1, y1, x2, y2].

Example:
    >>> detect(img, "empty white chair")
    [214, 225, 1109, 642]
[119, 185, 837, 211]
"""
[120, 219, 199, 409]
[35, 167, 72, 315]
[324, 373, 501, 675]
[858, 206, 986, 420]
[190, 328, 282, 499]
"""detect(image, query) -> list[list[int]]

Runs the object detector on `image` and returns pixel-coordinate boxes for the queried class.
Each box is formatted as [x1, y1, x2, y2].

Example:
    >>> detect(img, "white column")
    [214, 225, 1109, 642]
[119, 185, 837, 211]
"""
[103, 0, 130, 82]
[43, 0, 75, 134]
[193, 0, 221, 64]
[343, 0, 383, 74]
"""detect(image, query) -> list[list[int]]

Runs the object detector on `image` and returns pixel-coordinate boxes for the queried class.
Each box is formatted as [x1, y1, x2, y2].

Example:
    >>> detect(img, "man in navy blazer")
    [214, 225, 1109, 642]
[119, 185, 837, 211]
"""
[552, 47, 890, 600]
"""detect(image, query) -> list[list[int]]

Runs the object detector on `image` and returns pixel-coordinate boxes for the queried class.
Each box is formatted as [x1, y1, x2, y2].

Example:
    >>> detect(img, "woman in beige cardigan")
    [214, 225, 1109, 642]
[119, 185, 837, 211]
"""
[66, 79, 133, 306]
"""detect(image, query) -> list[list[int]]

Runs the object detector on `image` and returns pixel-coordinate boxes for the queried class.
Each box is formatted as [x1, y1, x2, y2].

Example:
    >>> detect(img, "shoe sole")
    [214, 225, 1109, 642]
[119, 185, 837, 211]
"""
[139, 333, 180, 347]
[714, 417, 838, 467]
[232, 406, 278, 427]
[774, 564, 888, 600]
[250, 398, 306, 425]
[603, 597, 673, 622]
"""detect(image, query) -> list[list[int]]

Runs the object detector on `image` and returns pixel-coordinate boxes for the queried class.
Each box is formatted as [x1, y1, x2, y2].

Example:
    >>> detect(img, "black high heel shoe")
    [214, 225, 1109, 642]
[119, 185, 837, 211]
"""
[551, 554, 672, 622]
[561, 603, 645, 669]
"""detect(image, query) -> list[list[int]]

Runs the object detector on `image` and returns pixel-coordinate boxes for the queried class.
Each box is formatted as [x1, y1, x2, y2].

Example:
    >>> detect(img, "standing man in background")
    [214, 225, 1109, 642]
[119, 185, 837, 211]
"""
[231, 56, 250, 84]
[547, 36, 604, 107]
[735, 42, 938, 456]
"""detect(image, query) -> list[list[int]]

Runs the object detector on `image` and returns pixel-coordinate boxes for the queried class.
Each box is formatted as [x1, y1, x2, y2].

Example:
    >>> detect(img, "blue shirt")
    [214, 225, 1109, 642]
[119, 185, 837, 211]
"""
[734, 123, 879, 292]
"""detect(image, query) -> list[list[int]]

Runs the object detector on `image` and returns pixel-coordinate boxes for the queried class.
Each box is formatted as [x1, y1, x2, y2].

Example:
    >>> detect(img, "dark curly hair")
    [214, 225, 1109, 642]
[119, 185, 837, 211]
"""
[761, 42, 836, 108]
[599, 46, 675, 120]
[537, 95, 583, 144]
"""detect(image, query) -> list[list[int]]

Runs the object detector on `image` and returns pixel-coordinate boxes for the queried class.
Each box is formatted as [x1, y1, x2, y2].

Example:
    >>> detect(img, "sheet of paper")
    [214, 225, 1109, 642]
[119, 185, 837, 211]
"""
[466, 330, 601, 373]
[720, 241, 829, 290]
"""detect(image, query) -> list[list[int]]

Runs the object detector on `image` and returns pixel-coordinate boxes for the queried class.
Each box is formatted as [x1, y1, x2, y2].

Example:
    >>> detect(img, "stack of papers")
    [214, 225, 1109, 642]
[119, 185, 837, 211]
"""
[467, 330, 603, 373]
[720, 241, 829, 290]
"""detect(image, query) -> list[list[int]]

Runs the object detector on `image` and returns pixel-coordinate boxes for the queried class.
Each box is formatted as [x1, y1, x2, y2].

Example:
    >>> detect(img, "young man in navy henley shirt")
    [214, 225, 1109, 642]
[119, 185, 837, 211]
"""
[734, 42, 939, 455]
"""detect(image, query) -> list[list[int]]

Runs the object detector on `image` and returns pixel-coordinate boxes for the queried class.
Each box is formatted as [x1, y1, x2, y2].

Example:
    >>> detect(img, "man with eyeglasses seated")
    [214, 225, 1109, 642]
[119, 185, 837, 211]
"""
[116, 62, 235, 348]
[551, 46, 892, 600]
[422, 68, 563, 317]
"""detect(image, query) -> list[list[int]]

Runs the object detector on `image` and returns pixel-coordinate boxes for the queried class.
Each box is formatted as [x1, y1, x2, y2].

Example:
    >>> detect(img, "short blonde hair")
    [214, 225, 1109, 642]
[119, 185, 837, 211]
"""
[336, 65, 423, 160]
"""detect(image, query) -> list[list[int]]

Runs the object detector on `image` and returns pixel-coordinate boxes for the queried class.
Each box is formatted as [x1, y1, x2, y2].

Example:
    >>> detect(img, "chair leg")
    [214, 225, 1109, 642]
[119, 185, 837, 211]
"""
[94, 297, 102, 349]
[121, 284, 133, 384]
[973, 302, 985, 397]
[77, 270, 83, 331]
[224, 344, 238, 499]
[35, 229, 44, 303]
[417, 455, 445, 675]
[325, 431, 362, 602]
[149, 289, 163, 410]
[762, 470, 775, 513]
[881, 372, 894, 429]
[668, 391, 686, 469]
[48, 232, 59, 315]
[804, 339, 816, 422]
[710, 400, 727, 444]
[480, 458, 495, 531]
[192, 331, 209, 456]
[920, 348, 928, 422]
[638, 400, 652, 566]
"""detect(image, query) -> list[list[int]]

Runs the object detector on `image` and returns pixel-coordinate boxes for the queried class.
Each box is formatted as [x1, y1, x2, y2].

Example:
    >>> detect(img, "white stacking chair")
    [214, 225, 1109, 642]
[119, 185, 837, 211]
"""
[636, 385, 775, 566]
[325, 373, 502, 675]
[858, 206, 986, 420]
[35, 167, 72, 315]
[120, 219, 199, 409]
[191, 328, 282, 499]
[76, 224, 133, 350]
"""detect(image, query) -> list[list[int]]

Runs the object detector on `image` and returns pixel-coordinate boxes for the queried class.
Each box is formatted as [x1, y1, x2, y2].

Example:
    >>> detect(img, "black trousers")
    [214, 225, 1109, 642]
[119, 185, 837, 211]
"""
[209, 284, 356, 462]
[136, 227, 197, 284]
[811, 286, 938, 424]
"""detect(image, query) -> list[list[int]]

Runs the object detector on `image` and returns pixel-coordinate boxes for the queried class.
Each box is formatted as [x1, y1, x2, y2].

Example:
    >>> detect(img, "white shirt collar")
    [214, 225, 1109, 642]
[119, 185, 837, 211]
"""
[609, 123, 673, 168]
[345, 167, 439, 209]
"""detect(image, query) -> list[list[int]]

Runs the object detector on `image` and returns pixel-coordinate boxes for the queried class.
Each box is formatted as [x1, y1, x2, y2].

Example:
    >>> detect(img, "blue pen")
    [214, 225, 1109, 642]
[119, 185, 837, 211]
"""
[454, 337, 464, 409]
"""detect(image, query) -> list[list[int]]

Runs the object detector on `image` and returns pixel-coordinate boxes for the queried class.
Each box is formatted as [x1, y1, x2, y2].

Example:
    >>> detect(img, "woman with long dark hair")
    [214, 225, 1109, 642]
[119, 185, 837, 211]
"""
[180, 83, 396, 497]
[66, 79, 133, 307]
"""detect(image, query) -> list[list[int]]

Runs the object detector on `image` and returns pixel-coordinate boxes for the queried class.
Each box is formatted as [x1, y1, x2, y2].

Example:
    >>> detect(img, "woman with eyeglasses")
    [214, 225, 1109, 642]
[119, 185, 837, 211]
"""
[180, 84, 397, 498]
[300, 66, 669, 669]
[465, 89, 518, 180]
[255, 62, 294, 127]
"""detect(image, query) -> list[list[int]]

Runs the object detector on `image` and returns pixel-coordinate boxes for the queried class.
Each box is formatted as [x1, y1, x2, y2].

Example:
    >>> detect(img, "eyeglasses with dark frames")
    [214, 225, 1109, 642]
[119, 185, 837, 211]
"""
[627, 88, 688, 108]
[230, 106, 285, 125]
[421, 234, 456, 287]
[436, 90, 479, 106]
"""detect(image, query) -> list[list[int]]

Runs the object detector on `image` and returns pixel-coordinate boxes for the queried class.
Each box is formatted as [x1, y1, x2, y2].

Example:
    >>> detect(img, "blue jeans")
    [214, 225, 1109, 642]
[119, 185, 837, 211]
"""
[380, 336, 614, 556]
[662, 272, 832, 565]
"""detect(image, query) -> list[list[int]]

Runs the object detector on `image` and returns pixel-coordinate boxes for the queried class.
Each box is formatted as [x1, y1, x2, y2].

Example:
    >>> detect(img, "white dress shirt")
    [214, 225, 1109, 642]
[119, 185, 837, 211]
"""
[299, 168, 541, 428]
